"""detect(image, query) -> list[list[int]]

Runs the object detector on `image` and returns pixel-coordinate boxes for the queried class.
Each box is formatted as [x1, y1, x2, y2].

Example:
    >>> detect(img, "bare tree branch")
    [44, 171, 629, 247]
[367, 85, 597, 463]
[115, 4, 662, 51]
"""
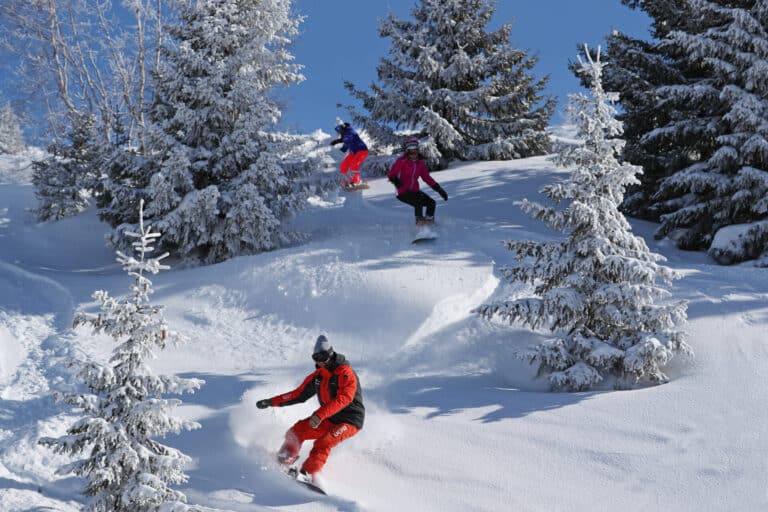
[0, 0, 165, 146]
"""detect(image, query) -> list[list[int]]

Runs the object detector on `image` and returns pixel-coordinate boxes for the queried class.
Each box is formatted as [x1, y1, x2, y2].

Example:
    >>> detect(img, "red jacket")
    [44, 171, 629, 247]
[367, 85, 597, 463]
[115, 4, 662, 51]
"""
[269, 353, 365, 429]
[387, 155, 437, 195]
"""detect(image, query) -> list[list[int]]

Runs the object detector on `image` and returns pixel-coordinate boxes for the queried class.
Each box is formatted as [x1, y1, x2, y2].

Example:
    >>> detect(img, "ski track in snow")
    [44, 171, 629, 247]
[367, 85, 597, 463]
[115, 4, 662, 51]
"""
[0, 261, 85, 510]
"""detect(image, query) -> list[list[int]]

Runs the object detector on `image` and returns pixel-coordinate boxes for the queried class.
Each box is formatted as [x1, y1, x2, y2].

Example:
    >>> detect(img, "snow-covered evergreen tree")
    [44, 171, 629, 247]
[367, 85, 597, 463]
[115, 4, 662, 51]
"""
[602, 0, 768, 258]
[0, 102, 25, 154]
[477, 47, 690, 391]
[32, 113, 96, 221]
[94, 120, 148, 228]
[110, 0, 314, 264]
[650, 0, 768, 255]
[344, 0, 554, 167]
[598, 0, 703, 220]
[39, 200, 203, 512]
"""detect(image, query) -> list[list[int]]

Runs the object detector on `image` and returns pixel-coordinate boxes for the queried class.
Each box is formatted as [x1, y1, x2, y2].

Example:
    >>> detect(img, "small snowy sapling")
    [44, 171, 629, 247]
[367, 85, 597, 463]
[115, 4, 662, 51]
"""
[39, 200, 203, 512]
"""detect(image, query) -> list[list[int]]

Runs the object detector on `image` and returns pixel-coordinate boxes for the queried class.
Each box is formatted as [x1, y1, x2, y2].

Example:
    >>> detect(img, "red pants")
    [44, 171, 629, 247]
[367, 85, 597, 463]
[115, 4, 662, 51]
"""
[279, 417, 360, 474]
[340, 150, 368, 184]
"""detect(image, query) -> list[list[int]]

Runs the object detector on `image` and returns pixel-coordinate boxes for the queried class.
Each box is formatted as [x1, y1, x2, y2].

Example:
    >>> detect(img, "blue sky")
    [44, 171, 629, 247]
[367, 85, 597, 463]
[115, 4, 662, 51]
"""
[280, 0, 652, 133]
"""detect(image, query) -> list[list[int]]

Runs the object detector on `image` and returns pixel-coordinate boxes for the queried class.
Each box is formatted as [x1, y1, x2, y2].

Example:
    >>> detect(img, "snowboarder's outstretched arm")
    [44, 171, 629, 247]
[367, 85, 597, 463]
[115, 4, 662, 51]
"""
[419, 167, 448, 201]
[256, 371, 319, 408]
[432, 183, 448, 201]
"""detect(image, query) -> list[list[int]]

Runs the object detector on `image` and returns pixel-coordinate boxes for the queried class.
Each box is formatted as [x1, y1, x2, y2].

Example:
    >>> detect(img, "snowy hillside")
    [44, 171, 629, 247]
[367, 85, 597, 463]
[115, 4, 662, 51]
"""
[1, 155, 767, 511]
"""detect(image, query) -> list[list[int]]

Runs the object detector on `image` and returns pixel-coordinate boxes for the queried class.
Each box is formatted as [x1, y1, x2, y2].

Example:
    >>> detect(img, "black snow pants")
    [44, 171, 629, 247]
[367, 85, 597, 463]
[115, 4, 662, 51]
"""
[396, 191, 436, 219]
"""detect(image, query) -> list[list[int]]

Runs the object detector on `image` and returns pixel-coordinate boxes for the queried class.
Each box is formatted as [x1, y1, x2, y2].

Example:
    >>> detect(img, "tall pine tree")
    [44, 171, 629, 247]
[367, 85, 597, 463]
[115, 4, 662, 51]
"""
[600, 0, 707, 220]
[32, 113, 97, 221]
[94, 119, 149, 228]
[602, 0, 768, 259]
[650, 0, 768, 255]
[112, 0, 314, 264]
[39, 200, 203, 512]
[477, 47, 689, 391]
[344, 0, 554, 167]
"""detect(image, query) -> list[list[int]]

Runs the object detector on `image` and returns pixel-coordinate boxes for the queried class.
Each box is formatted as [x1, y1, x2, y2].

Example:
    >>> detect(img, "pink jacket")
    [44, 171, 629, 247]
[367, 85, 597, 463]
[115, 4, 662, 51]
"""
[387, 156, 437, 195]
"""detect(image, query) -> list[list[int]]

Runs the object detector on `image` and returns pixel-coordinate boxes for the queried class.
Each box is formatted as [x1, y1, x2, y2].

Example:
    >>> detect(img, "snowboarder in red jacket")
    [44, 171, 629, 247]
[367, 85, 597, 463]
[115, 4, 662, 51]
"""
[256, 335, 364, 482]
[387, 136, 448, 225]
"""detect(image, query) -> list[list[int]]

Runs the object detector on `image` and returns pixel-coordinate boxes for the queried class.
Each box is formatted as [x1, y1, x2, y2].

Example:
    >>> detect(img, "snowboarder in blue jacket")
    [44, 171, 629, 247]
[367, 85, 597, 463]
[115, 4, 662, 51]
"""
[330, 122, 368, 187]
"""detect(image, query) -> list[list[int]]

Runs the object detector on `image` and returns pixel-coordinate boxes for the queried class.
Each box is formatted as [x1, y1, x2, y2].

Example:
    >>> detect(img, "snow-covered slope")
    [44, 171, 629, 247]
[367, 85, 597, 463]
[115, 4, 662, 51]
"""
[0, 156, 766, 511]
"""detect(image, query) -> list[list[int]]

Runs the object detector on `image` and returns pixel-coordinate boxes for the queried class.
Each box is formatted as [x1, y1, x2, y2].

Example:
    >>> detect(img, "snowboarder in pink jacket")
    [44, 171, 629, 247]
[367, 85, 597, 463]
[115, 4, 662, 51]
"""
[387, 136, 448, 224]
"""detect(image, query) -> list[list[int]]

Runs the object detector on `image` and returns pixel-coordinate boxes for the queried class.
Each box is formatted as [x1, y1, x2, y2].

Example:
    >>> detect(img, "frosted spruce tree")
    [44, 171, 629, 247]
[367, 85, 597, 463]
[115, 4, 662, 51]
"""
[344, 0, 554, 167]
[476, 47, 690, 391]
[39, 200, 203, 512]
[650, 0, 768, 257]
[0, 102, 25, 154]
[598, 0, 702, 220]
[112, 0, 314, 264]
[32, 113, 96, 221]
[94, 120, 148, 228]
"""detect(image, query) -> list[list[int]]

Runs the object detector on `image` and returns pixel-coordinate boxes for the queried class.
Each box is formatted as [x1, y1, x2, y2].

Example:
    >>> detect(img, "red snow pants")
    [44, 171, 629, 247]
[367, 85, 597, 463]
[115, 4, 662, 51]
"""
[340, 150, 368, 184]
[279, 417, 360, 474]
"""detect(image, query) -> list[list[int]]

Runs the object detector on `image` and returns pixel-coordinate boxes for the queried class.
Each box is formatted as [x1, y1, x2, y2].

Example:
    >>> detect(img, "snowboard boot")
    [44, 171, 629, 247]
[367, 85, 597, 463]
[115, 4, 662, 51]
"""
[298, 469, 315, 484]
[343, 180, 362, 191]
[415, 216, 425, 225]
[423, 215, 435, 225]
[288, 467, 315, 484]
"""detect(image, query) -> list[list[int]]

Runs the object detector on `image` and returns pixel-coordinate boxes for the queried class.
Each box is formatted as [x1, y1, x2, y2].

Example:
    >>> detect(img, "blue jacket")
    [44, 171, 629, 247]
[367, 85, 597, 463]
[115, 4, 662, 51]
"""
[334, 128, 368, 154]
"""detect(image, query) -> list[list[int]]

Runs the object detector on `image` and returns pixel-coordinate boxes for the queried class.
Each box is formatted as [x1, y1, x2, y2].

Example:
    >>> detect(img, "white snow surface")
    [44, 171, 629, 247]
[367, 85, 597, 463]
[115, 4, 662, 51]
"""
[0, 155, 767, 511]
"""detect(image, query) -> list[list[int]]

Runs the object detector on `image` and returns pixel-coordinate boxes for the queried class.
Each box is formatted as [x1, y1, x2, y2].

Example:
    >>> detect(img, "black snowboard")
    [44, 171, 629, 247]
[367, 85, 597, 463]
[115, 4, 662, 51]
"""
[286, 467, 326, 495]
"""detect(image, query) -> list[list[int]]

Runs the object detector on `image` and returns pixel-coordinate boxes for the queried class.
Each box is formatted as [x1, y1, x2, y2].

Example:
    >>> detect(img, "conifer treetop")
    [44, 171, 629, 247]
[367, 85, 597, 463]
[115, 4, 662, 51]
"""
[116, 199, 170, 291]
[344, 0, 554, 165]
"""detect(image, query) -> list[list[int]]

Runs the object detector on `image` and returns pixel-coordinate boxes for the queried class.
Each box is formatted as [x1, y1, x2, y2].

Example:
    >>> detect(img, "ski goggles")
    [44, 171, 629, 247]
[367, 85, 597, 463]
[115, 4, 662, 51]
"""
[312, 350, 332, 363]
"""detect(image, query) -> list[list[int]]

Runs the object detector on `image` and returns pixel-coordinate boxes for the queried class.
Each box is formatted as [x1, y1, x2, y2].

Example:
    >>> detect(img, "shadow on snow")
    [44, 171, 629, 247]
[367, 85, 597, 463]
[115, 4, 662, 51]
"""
[368, 373, 592, 423]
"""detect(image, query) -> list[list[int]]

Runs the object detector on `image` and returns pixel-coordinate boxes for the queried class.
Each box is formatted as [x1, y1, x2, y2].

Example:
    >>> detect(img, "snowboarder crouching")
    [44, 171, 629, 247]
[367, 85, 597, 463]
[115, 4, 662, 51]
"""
[330, 122, 369, 187]
[256, 335, 365, 483]
[387, 136, 448, 225]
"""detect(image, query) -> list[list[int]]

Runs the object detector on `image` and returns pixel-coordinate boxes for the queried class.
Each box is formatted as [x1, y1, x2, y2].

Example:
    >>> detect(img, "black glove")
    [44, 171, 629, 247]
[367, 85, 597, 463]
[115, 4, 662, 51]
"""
[340, 144, 348, 153]
[330, 138, 342, 146]
[433, 184, 448, 201]
[389, 176, 403, 188]
[256, 399, 272, 409]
